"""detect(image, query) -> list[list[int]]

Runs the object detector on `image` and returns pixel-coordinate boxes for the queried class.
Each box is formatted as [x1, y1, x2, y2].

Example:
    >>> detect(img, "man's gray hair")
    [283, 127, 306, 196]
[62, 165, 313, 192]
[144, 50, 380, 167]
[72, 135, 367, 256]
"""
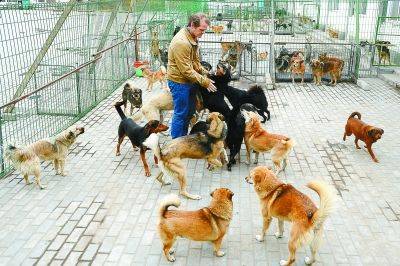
[188, 12, 210, 27]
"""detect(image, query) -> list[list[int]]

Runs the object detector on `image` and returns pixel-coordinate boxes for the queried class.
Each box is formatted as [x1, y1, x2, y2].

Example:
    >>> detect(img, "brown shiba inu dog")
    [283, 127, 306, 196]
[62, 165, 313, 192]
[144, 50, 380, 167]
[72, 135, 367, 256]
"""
[143, 112, 227, 200]
[242, 111, 295, 175]
[246, 166, 336, 266]
[5, 126, 85, 189]
[158, 188, 234, 262]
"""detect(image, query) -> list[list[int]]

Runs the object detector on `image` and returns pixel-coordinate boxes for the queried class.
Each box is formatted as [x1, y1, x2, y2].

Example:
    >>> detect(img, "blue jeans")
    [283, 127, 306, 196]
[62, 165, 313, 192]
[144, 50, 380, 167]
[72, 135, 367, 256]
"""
[168, 80, 197, 139]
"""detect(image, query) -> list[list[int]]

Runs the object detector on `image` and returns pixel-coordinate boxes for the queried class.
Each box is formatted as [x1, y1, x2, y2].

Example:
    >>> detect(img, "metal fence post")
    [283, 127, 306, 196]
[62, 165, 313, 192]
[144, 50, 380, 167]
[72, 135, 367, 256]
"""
[0, 109, 4, 174]
[269, 0, 276, 88]
[76, 71, 81, 114]
[354, 0, 361, 80]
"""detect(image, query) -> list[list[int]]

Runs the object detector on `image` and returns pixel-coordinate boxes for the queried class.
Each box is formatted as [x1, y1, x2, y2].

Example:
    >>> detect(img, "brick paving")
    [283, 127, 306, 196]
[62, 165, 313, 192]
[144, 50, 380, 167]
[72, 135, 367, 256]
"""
[0, 78, 399, 265]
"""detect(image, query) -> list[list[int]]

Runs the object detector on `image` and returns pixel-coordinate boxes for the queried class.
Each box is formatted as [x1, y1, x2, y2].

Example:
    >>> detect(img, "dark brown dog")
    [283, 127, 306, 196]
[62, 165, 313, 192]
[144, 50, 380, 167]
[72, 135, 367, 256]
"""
[122, 81, 142, 115]
[158, 188, 234, 262]
[343, 112, 384, 163]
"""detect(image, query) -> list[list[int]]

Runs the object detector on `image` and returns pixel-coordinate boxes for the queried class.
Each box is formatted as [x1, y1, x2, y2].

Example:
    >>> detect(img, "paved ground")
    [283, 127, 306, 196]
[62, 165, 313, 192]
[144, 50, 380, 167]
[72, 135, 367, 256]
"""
[0, 78, 400, 266]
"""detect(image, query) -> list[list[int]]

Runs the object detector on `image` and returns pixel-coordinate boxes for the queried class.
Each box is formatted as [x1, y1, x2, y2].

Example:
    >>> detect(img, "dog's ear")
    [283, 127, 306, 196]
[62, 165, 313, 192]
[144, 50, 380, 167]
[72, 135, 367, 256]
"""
[367, 128, 378, 138]
[210, 189, 216, 197]
[144, 120, 159, 135]
[67, 131, 74, 139]
[218, 113, 224, 121]
[207, 117, 223, 138]
[124, 83, 130, 90]
[227, 189, 234, 200]
[380, 128, 384, 134]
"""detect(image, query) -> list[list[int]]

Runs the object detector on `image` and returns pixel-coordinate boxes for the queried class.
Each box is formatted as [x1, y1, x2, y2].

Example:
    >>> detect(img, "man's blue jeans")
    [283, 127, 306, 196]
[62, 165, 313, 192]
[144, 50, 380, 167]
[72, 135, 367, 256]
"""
[168, 80, 197, 139]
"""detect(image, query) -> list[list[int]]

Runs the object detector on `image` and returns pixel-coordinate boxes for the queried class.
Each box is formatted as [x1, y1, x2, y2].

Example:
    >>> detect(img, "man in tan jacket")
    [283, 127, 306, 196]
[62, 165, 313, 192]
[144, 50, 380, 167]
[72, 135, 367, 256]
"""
[167, 13, 217, 138]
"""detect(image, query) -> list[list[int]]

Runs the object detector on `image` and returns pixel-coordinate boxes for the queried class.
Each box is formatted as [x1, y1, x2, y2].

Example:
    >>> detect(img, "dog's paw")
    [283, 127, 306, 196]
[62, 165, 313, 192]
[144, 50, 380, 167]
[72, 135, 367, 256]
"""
[145, 171, 151, 177]
[274, 232, 283, 238]
[169, 249, 175, 255]
[215, 250, 225, 257]
[245, 160, 250, 166]
[60, 172, 67, 177]
[39, 184, 46, 190]
[279, 260, 289, 266]
[167, 254, 176, 262]
[116, 152, 121, 156]
[304, 256, 315, 265]
[253, 160, 258, 164]
[255, 234, 264, 242]
[373, 158, 379, 163]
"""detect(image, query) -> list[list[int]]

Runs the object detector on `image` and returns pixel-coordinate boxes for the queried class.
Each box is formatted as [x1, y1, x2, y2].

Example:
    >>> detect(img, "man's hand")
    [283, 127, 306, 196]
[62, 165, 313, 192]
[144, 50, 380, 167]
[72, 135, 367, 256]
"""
[206, 79, 217, 92]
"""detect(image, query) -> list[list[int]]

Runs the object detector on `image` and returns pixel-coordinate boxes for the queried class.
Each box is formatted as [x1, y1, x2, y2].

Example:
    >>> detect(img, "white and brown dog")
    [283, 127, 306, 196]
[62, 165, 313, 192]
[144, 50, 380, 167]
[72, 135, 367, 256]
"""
[5, 126, 85, 189]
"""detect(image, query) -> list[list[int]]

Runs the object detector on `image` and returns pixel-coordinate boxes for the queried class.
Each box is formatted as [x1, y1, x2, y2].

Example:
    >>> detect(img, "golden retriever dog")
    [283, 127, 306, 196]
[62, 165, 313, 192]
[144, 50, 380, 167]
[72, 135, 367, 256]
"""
[158, 188, 234, 262]
[5, 126, 85, 189]
[242, 111, 295, 175]
[246, 166, 336, 266]
[131, 89, 173, 123]
[143, 112, 227, 200]
[142, 65, 167, 91]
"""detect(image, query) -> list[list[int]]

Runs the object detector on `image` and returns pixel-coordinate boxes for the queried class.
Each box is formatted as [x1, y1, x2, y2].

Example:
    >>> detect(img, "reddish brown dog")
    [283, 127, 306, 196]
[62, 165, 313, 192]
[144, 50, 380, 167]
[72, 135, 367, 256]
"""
[343, 112, 384, 162]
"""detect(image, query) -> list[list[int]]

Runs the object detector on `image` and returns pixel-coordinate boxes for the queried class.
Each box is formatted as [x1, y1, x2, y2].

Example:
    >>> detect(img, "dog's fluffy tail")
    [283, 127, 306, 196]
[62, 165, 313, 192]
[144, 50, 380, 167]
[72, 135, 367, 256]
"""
[348, 111, 361, 120]
[307, 180, 337, 228]
[114, 101, 126, 120]
[143, 133, 161, 159]
[159, 194, 180, 218]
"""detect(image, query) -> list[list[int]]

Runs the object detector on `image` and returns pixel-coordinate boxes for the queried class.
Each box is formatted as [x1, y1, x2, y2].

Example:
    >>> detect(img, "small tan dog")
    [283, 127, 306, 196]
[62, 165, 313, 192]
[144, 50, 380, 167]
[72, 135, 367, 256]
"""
[5, 127, 85, 189]
[290, 53, 306, 83]
[158, 188, 234, 262]
[142, 65, 167, 91]
[242, 111, 295, 174]
[211, 25, 224, 34]
[246, 166, 336, 266]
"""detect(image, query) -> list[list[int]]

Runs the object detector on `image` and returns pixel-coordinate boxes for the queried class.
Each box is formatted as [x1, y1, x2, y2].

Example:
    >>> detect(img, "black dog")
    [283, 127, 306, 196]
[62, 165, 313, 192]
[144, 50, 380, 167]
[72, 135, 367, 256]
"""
[173, 26, 181, 37]
[213, 61, 270, 122]
[159, 47, 168, 67]
[194, 61, 232, 123]
[226, 103, 260, 171]
[114, 101, 169, 177]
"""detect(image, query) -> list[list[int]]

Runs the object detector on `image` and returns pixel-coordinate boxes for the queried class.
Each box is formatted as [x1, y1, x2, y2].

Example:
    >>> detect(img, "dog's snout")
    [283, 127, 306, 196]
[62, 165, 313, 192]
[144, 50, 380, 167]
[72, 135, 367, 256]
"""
[245, 176, 253, 184]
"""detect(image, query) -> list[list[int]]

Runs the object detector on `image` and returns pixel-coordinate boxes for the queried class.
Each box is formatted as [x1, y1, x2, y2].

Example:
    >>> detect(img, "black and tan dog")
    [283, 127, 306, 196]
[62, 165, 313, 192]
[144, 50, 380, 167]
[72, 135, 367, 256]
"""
[114, 101, 168, 177]
[143, 112, 227, 200]
[158, 188, 234, 262]
[5, 126, 85, 189]
[376, 40, 391, 65]
[122, 81, 142, 115]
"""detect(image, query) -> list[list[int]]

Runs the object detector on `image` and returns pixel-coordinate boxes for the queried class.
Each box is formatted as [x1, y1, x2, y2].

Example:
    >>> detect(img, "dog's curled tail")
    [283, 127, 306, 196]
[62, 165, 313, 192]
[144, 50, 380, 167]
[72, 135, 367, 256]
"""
[143, 133, 161, 159]
[307, 180, 337, 228]
[348, 111, 361, 120]
[159, 194, 181, 218]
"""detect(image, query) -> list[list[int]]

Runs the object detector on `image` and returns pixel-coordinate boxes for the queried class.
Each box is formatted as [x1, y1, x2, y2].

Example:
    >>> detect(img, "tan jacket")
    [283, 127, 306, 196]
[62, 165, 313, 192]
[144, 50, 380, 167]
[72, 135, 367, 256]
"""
[167, 28, 210, 88]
